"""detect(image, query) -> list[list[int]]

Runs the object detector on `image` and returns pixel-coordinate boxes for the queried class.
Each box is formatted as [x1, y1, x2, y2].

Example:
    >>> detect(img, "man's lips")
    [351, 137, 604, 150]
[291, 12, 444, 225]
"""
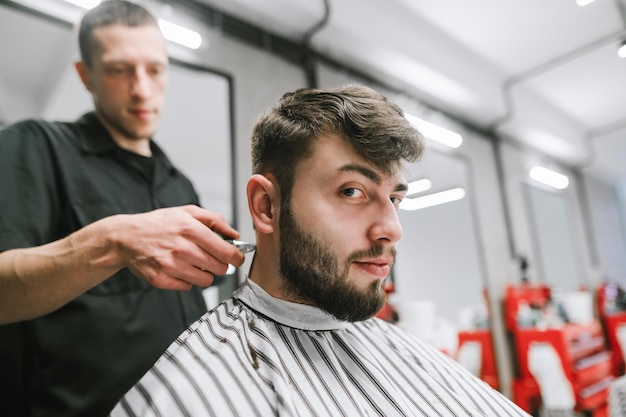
[128, 108, 154, 119]
[353, 258, 392, 278]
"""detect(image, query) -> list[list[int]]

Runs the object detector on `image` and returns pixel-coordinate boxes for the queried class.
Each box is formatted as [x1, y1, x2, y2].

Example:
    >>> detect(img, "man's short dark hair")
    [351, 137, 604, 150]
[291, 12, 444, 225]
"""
[251, 84, 425, 203]
[78, 0, 159, 67]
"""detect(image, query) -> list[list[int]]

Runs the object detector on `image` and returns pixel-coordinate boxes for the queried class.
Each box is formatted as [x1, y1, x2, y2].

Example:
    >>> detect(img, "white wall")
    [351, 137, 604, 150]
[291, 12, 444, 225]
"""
[1, 82, 40, 124]
[41, 64, 91, 121]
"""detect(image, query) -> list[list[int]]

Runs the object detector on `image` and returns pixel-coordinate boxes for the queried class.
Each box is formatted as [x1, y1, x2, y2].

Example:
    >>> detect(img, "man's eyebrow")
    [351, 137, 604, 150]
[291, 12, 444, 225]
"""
[102, 59, 168, 66]
[338, 164, 408, 192]
[339, 164, 381, 183]
[395, 183, 408, 192]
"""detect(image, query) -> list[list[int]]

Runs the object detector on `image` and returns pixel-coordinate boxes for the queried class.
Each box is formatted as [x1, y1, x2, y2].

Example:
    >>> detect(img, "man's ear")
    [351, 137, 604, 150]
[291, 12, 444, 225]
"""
[74, 61, 93, 92]
[247, 174, 278, 234]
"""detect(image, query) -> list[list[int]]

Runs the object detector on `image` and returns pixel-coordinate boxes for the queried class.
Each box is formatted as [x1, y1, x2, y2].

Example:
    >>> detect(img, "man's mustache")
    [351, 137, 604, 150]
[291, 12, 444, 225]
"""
[346, 245, 396, 267]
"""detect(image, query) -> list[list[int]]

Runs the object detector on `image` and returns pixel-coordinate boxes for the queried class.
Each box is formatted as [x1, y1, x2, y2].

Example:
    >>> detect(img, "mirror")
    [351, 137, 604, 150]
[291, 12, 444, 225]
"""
[524, 184, 584, 292]
[393, 148, 488, 353]
[391, 147, 498, 386]
[393, 148, 487, 335]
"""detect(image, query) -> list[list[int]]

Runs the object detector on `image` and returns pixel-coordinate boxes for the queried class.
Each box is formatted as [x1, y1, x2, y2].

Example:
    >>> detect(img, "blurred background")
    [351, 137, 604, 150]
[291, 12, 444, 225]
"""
[1, 0, 626, 414]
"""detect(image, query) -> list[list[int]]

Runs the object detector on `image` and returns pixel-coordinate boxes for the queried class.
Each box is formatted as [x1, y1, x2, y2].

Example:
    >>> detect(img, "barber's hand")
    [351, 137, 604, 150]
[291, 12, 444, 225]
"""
[115, 205, 245, 291]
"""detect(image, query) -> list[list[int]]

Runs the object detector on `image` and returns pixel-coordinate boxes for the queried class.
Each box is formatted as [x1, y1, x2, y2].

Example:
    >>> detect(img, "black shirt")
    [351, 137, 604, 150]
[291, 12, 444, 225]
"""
[0, 113, 208, 417]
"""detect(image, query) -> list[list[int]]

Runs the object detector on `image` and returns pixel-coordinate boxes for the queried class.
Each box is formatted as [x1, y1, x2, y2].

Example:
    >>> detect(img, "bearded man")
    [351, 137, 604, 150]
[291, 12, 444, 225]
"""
[110, 85, 529, 417]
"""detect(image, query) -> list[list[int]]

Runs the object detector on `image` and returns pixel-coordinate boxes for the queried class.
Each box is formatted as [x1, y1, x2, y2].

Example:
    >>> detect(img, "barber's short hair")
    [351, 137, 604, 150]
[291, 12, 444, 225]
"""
[251, 84, 425, 201]
[77, 0, 159, 67]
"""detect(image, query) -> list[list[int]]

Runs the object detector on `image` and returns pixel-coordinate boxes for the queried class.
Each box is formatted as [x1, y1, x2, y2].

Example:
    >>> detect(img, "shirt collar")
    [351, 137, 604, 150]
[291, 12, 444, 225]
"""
[75, 112, 176, 172]
[75, 112, 118, 155]
[233, 278, 350, 331]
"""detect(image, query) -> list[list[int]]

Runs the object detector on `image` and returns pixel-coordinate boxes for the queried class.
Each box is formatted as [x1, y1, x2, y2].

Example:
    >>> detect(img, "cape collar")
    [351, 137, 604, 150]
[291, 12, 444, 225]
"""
[233, 278, 350, 331]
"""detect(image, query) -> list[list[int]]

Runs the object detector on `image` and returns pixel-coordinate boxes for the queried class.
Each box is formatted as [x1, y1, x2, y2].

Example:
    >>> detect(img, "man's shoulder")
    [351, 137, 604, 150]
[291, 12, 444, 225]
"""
[0, 115, 87, 145]
[155, 297, 245, 360]
[355, 317, 438, 355]
[1, 117, 59, 136]
[358, 316, 407, 334]
[173, 297, 241, 336]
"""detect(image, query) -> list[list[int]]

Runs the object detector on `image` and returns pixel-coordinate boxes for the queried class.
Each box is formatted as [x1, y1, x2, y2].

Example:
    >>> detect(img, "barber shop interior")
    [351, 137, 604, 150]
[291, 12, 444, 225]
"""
[1, 0, 626, 416]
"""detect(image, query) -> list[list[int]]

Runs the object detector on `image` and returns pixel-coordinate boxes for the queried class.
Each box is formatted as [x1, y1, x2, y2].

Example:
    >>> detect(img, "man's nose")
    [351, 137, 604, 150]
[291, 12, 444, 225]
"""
[368, 201, 403, 244]
[130, 68, 151, 98]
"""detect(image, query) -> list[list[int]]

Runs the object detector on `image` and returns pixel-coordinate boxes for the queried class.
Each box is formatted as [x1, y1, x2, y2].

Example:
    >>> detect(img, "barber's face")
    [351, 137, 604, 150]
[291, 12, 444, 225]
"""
[81, 24, 168, 144]
[278, 134, 407, 322]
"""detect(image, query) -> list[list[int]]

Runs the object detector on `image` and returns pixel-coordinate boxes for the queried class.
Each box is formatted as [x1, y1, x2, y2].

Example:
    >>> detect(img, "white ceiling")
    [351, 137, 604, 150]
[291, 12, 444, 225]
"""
[1, 0, 625, 188]
[194, 0, 626, 188]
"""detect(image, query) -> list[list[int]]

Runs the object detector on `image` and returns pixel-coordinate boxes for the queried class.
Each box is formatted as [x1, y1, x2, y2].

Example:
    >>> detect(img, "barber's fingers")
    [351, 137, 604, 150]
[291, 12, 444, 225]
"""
[130, 253, 219, 290]
[121, 206, 245, 287]
[178, 238, 238, 278]
[180, 205, 240, 241]
[179, 206, 245, 268]
[197, 231, 246, 268]
[130, 235, 241, 290]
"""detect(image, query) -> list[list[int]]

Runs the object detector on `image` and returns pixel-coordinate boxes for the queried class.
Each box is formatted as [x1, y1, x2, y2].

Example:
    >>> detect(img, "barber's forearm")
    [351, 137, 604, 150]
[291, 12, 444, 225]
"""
[0, 206, 244, 325]
[0, 219, 123, 325]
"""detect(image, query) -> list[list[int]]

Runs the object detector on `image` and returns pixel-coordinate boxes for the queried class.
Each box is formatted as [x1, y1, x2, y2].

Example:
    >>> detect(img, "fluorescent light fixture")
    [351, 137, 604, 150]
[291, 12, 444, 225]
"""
[406, 178, 432, 197]
[404, 113, 463, 148]
[529, 166, 569, 190]
[64, 0, 100, 8]
[400, 187, 465, 211]
[158, 19, 202, 50]
[618, 41, 626, 58]
[576, 0, 596, 6]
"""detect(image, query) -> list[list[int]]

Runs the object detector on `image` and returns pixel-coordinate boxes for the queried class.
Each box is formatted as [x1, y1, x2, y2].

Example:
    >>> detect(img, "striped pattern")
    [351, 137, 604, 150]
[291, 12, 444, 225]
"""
[110, 282, 530, 417]
[609, 375, 626, 417]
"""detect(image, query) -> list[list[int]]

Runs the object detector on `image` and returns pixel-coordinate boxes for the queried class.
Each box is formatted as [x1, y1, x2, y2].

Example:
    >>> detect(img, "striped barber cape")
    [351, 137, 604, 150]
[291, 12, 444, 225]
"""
[110, 279, 530, 417]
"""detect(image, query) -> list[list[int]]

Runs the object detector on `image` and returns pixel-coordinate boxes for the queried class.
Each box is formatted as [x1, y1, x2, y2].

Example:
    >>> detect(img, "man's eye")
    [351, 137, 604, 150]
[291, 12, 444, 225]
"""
[341, 187, 364, 198]
[390, 196, 403, 209]
[149, 66, 165, 76]
[108, 67, 129, 76]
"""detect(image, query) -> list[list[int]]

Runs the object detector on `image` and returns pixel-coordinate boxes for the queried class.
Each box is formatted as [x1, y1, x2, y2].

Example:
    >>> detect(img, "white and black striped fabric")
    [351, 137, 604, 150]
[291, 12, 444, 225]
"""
[609, 374, 626, 417]
[110, 280, 530, 417]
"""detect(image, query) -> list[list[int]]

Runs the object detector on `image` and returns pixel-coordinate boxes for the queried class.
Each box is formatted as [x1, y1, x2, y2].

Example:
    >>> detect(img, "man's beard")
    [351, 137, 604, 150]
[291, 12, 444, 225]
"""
[278, 201, 393, 322]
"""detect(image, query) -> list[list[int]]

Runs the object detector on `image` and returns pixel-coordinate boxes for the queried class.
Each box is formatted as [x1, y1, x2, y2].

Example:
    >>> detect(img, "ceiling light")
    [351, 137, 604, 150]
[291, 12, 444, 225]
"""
[64, 0, 100, 8]
[406, 178, 432, 197]
[576, 0, 596, 6]
[618, 41, 626, 58]
[400, 187, 465, 211]
[529, 166, 569, 190]
[158, 19, 202, 50]
[404, 113, 463, 148]
[60, 3, 203, 51]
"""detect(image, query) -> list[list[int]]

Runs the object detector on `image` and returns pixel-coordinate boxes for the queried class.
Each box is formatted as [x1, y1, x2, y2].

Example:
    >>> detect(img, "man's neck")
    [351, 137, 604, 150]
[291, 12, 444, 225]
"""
[113, 135, 152, 157]
[95, 113, 152, 156]
[247, 249, 287, 301]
